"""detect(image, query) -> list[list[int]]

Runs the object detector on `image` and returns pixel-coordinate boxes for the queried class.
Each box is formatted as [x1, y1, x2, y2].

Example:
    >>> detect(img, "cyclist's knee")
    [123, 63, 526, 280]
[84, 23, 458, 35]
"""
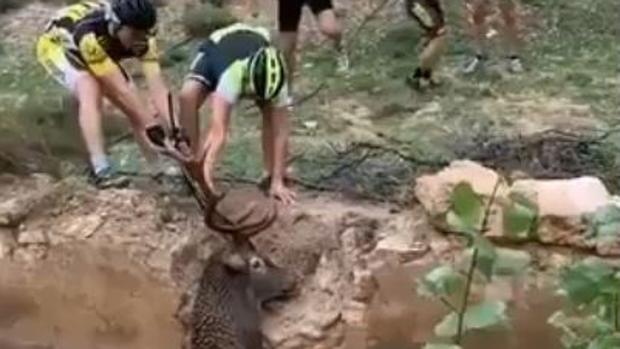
[278, 32, 298, 53]
[430, 24, 448, 38]
[317, 10, 342, 38]
[75, 74, 102, 105]
[180, 81, 204, 107]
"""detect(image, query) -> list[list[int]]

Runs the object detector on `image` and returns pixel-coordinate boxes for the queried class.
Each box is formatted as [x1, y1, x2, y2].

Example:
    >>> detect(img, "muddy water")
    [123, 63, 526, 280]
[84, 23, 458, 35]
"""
[361, 263, 563, 349]
[0, 244, 182, 349]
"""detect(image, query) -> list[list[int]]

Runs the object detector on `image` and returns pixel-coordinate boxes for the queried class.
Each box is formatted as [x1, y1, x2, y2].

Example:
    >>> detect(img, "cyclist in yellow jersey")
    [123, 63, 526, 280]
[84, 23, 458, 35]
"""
[36, 0, 180, 188]
[178, 23, 296, 205]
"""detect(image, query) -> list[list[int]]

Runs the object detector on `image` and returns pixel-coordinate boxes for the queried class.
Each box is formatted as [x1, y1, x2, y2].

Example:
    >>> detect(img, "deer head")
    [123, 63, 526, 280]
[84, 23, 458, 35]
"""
[178, 149, 296, 303]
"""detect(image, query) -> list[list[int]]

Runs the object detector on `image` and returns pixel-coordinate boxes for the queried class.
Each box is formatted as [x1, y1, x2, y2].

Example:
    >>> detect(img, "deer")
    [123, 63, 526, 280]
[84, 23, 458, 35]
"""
[161, 95, 297, 349]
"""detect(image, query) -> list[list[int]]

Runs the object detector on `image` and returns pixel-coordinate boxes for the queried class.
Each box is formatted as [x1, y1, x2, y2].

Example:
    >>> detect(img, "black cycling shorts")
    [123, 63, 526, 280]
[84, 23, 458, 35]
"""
[278, 0, 334, 32]
[406, 0, 445, 36]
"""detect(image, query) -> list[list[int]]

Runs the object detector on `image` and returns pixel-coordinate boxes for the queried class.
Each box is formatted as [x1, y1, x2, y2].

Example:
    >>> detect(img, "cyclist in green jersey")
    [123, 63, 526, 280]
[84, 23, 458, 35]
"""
[178, 23, 296, 205]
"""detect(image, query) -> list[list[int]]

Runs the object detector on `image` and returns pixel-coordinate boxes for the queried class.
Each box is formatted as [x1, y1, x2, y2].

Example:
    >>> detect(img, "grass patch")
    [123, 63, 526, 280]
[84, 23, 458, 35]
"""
[1, 0, 618, 196]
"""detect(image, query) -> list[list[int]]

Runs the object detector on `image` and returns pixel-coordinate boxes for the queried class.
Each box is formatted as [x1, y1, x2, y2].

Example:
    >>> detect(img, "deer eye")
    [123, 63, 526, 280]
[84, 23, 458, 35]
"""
[249, 257, 265, 271]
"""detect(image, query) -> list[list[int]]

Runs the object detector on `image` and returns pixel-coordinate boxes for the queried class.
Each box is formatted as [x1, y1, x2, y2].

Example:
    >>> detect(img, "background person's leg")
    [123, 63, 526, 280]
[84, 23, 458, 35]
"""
[313, 0, 348, 71]
[277, 0, 304, 98]
[463, 0, 492, 73]
[405, 0, 448, 89]
[499, 0, 524, 72]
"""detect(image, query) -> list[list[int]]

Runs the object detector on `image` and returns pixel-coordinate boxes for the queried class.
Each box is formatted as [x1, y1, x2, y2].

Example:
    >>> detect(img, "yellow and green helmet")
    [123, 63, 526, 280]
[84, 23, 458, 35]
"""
[248, 46, 286, 102]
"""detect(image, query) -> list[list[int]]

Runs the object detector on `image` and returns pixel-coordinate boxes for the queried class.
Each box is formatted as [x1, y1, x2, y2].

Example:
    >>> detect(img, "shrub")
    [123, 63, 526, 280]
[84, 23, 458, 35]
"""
[181, 2, 236, 39]
[0, 0, 23, 14]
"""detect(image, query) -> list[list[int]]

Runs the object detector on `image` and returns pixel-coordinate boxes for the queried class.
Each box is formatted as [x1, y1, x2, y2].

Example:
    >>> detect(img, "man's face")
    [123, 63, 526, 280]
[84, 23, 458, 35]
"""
[117, 26, 150, 55]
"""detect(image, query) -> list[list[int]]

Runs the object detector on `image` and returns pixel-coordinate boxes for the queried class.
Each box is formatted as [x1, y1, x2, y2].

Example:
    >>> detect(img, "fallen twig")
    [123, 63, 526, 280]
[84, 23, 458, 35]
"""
[318, 149, 374, 181]
[346, 0, 393, 52]
[243, 82, 327, 112]
[351, 141, 450, 167]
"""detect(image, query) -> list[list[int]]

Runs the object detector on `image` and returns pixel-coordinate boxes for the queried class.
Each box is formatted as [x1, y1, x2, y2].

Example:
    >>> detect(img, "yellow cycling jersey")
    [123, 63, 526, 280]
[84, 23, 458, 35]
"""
[38, 1, 160, 78]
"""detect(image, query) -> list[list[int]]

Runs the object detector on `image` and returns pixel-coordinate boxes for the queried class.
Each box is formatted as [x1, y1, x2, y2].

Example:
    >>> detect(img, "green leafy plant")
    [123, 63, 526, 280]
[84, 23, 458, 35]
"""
[420, 180, 532, 347]
[548, 258, 620, 349]
[181, 2, 236, 39]
[584, 204, 620, 247]
[503, 192, 539, 239]
[0, 0, 21, 14]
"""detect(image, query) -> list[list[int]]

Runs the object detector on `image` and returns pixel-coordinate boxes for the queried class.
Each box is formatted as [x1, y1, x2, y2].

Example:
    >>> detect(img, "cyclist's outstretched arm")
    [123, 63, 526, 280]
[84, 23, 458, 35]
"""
[200, 93, 232, 191]
[142, 38, 172, 127]
[78, 34, 169, 153]
[143, 66, 170, 124]
[97, 66, 157, 132]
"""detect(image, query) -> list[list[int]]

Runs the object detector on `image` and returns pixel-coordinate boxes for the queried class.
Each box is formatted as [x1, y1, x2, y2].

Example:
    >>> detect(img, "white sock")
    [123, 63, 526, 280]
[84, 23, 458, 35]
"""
[90, 154, 110, 175]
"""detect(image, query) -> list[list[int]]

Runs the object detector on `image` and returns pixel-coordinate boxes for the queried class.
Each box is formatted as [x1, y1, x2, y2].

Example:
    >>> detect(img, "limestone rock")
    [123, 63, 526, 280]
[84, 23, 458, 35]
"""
[352, 269, 376, 303]
[414, 160, 506, 218]
[64, 214, 105, 240]
[17, 228, 48, 245]
[0, 177, 59, 227]
[512, 177, 610, 247]
[374, 215, 429, 264]
[341, 301, 368, 327]
[0, 228, 16, 259]
[511, 176, 609, 217]
[13, 245, 48, 264]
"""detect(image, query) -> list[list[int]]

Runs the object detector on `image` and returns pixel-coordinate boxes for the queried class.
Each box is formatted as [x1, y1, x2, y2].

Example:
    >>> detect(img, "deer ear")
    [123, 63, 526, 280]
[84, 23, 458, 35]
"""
[222, 254, 248, 273]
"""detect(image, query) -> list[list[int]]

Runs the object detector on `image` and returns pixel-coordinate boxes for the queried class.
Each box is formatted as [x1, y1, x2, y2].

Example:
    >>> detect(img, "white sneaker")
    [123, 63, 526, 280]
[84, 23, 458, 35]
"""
[508, 57, 524, 73]
[337, 52, 350, 72]
[285, 95, 295, 111]
[462, 56, 485, 75]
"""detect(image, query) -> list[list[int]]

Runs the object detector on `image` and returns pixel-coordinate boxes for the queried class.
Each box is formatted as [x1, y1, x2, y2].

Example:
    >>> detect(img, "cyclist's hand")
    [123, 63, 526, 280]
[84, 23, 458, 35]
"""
[269, 181, 296, 206]
[162, 135, 193, 163]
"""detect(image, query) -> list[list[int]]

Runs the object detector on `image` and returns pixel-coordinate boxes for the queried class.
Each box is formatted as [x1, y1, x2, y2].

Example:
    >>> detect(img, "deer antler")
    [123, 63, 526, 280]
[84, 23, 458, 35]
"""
[181, 156, 278, 238]
[164, 93, 278, 239]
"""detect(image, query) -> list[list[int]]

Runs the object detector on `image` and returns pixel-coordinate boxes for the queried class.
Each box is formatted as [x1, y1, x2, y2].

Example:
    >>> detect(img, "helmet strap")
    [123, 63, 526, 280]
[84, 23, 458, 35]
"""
[105, 5, 122, 35]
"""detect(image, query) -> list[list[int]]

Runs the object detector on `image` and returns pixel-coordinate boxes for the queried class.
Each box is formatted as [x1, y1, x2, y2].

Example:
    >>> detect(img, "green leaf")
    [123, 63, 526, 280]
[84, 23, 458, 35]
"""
[435, 301, 508, 337]
[493, 248, 532, 276]
[419, 265, 466, 298]
[446, 211, 476, 235]
[560, 258, 616, 305]
[586, 205, 620, 245]
[422, 344, 461, 349]
[588, 334, 620, 349]
[449, 182, 483, 232]
[472, 235, 498, 279]
[503, 196, 538, 238]
[548, 311, 593, 348]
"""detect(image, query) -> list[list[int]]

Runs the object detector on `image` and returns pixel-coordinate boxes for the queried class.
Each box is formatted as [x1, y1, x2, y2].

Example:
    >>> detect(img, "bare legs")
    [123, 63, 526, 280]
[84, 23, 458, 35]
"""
[463, 0, 524, 74]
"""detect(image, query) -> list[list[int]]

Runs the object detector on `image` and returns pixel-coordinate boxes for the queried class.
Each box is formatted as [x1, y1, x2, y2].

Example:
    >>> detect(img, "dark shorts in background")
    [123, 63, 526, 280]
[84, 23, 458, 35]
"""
[406, 0, 445, 36]
[278, 0, 334, 32]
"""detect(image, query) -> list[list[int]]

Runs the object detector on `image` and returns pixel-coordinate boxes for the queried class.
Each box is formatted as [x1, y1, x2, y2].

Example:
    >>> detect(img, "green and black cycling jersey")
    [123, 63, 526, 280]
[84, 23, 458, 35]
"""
[187, 23, 289, 107]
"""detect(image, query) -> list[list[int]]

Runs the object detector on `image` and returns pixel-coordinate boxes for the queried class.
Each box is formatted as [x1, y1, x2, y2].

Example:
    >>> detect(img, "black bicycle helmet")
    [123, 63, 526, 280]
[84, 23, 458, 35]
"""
[112, 0, 157, 30]
[248, 46, 286, 102]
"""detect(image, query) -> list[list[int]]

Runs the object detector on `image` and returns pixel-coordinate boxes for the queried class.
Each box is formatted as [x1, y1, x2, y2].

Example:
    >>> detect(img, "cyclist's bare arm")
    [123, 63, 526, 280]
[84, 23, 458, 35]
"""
[99, 67, 155, 128]
[79, 34, 164, 150]
[179, 80, 209, 154]
[264, 105, 290, 188]
[143, 66, 170, 125]
[142, 38, 172, 128]
[261, 103, 296, 205]
[201, 93, 232, 190]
